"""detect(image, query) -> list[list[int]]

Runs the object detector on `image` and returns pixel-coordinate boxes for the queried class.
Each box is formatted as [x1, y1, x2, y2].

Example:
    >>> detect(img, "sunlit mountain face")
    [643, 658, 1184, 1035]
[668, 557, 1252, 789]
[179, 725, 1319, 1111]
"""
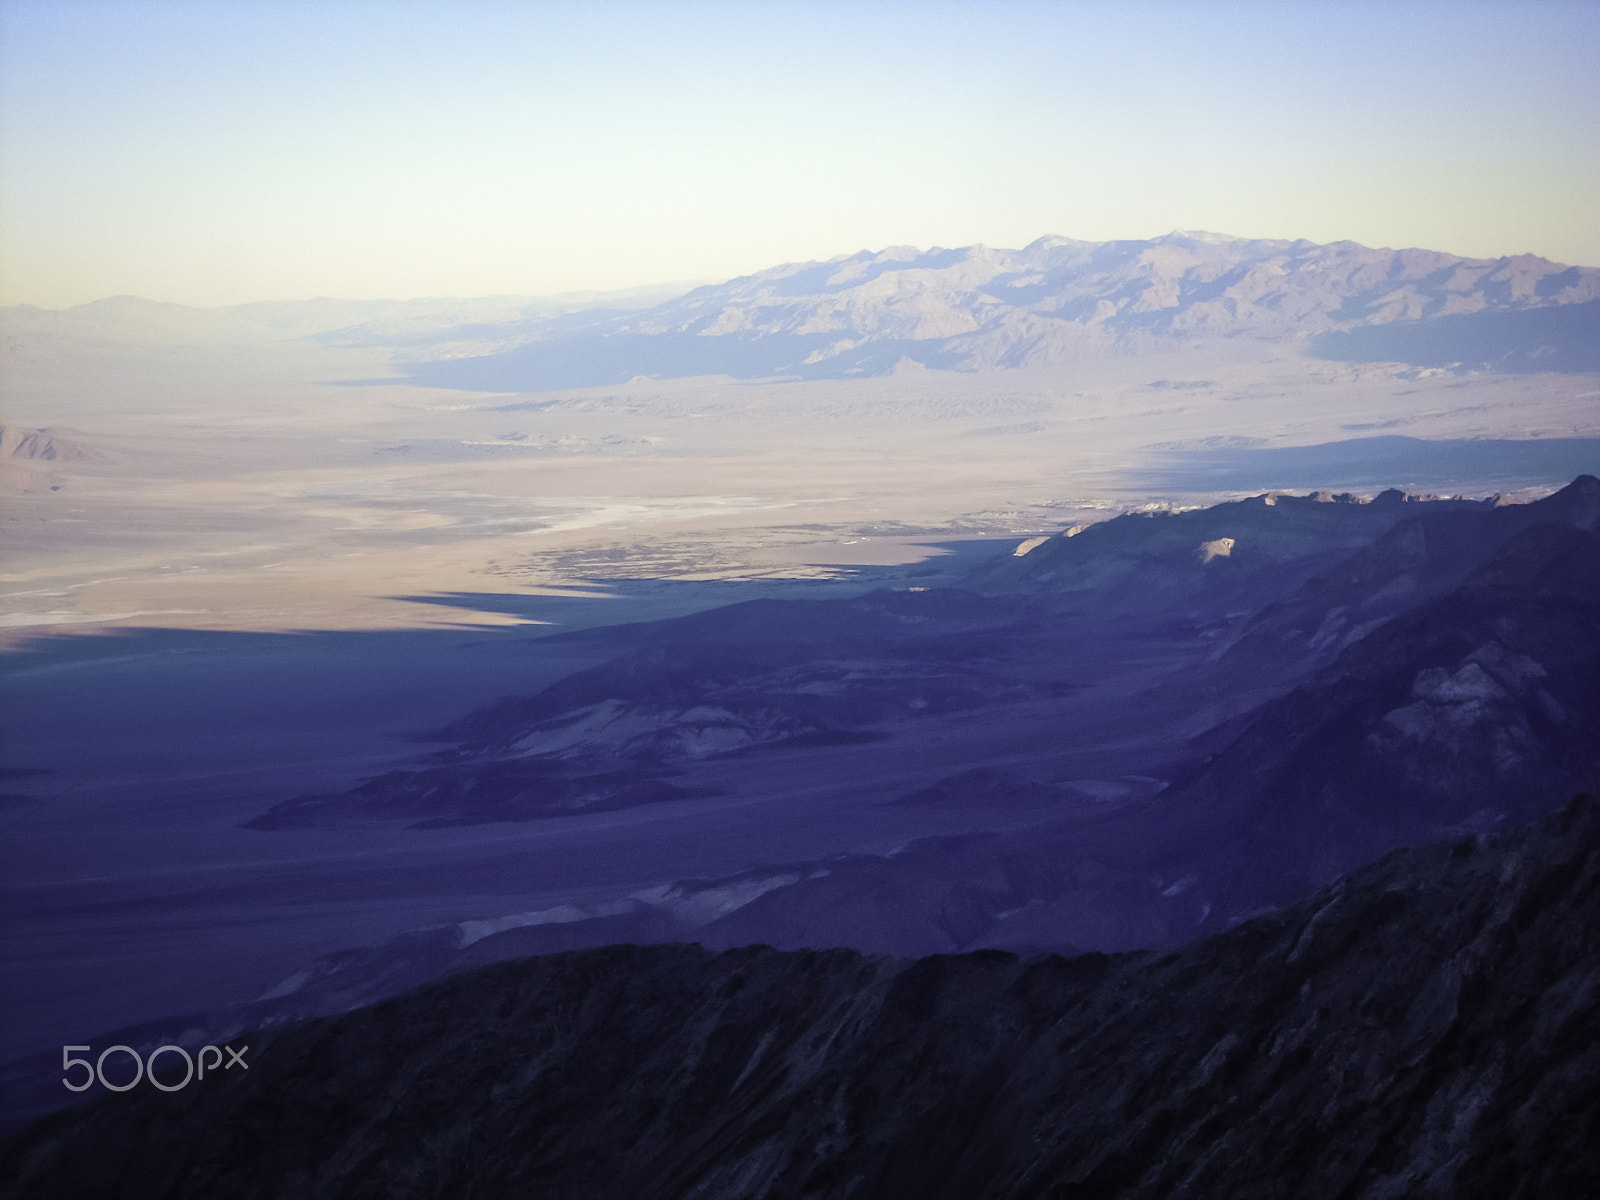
[314, 233, 1600, 389]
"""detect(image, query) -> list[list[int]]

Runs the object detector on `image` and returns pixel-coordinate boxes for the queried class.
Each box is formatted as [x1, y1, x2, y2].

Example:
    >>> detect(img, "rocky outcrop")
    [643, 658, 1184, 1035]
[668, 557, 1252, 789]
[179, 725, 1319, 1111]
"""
[0, 425, 99, 463]
[6, 794, 1598, 1199]
[1216, 473, 1600, 679]
[959, 486, 1484, 608]
[655, 514, 1600, 958]
[236, 483, 1600, 955]
[1178, 520, 1600, 898]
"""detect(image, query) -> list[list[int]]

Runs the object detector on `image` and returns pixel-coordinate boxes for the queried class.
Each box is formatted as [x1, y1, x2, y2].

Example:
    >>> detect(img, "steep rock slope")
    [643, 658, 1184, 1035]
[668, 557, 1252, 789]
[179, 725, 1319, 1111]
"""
[236, 483, 1600, 950]
[1216, 473, 1600, 679]
[1184, 521, 1600, 875]
[695, 514, 1600, 956]
[960, 485, 1487, 609]
[243, 490, 1521, 832]
[6, 795, 1598, 1199]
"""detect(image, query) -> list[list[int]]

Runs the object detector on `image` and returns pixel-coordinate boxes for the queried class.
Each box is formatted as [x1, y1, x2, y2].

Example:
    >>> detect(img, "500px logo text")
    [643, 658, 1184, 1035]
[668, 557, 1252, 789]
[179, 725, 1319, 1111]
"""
[62, 1043, 249, 1093]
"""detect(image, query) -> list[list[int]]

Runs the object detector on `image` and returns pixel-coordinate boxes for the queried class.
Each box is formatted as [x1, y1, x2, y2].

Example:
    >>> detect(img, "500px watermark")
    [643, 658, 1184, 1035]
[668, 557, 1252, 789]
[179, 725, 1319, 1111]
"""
[62, 1043, 249, 1093]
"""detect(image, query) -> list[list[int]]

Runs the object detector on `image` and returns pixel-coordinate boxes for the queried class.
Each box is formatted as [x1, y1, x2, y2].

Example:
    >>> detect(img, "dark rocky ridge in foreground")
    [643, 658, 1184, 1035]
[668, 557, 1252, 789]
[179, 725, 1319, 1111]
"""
[7, 795, 1598, 1199]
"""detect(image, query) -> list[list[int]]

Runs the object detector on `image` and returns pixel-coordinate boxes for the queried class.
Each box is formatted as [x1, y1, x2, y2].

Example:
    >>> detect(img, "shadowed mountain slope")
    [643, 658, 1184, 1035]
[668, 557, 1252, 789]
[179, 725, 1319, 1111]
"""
[961, 483, 1489, 607]
[1312, 298, 1600, 373]
[693, 513, 1600, 957]
[23, 478, 1586, 1140]
[1213, 472, 1599, 679]
[235, 480, 1600, 954]
[66, 472, 1575, 1111]
[6, 794, 1597, 1199]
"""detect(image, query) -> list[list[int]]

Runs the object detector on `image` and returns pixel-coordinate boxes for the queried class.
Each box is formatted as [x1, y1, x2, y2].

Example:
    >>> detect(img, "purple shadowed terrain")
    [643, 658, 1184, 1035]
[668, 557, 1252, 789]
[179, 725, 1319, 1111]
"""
[3, 474, 1596, 1134]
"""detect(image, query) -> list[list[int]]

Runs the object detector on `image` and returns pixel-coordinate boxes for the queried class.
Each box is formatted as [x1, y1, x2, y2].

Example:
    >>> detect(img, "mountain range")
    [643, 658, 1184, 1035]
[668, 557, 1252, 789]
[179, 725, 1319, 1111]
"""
[7, 233, 1599, 390]
[338, 233, 1600, 388]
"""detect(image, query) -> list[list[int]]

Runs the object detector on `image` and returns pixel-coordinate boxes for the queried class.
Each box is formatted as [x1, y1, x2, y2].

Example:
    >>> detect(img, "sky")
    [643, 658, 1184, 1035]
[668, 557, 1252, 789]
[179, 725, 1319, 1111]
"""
[1, 0, 1597, 309]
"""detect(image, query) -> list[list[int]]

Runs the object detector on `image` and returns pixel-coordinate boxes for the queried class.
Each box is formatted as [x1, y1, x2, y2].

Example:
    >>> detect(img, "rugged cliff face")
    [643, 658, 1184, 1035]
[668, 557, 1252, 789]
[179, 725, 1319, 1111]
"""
[6, 795, 1597, 1199]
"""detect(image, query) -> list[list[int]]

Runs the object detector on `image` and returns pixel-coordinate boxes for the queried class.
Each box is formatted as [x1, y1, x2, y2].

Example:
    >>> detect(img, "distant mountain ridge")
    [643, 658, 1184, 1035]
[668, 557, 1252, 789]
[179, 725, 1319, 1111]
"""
[7, 233, 1599, 389]
[389, 231, 1600, 387]
[0, 281, 701, 346]
[624, 232, 1600, 364]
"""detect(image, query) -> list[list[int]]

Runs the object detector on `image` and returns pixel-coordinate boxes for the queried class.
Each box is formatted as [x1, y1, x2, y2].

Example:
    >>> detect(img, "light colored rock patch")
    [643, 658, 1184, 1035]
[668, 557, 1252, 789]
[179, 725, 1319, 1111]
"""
[633, 873, 802, 926]
[456, 902, 634, 949]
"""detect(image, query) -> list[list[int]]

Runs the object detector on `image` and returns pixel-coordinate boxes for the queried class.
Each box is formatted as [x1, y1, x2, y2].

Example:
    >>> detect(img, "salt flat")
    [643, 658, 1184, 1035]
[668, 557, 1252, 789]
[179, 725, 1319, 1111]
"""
[6, 328, 1595, 641]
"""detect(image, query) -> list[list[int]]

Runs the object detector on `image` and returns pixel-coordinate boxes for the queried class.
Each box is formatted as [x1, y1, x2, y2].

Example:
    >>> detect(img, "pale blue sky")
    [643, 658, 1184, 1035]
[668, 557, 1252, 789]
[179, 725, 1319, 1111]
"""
[2, 0, 1597, 307]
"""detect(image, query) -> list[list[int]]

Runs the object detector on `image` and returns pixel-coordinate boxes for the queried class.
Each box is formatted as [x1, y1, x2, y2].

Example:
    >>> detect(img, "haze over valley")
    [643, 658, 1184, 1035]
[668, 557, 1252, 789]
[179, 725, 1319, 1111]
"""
[5, 232, 1597, 638]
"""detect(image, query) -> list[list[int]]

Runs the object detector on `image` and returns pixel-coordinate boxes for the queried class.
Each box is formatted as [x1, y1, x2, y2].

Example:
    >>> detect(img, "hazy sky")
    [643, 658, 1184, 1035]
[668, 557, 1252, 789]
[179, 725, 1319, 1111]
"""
[2, 0, 1597, 308]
